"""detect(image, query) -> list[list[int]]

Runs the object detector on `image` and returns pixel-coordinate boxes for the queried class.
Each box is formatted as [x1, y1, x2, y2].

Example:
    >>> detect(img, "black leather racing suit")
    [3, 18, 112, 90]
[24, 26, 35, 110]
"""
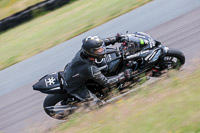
[64, 37, 122, 101]
[63, 33, 154, 102]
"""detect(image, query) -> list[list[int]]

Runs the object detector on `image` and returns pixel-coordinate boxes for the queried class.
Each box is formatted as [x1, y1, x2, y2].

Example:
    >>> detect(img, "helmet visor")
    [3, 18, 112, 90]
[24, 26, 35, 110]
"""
[94, 46, 105, 55]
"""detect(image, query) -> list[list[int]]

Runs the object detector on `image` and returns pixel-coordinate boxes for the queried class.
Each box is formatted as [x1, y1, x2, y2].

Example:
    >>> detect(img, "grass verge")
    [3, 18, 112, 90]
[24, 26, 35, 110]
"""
[0, 0, 45, 20]
[0, 0, 151, 70]
[50, 69, 200, 133]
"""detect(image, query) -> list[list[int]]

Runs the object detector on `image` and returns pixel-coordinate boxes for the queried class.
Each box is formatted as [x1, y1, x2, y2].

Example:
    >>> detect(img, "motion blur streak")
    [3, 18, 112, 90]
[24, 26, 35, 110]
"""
[0, 0, 200, 132]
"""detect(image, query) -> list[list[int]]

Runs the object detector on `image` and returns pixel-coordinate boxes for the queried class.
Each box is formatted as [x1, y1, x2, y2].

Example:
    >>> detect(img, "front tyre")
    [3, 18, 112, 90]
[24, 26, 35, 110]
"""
[43, 94, 79, 120]
[158, 48, 185, 70]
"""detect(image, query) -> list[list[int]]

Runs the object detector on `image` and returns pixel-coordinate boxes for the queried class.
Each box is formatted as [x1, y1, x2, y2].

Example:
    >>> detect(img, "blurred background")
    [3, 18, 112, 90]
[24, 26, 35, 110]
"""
[0, 0, 200, 132]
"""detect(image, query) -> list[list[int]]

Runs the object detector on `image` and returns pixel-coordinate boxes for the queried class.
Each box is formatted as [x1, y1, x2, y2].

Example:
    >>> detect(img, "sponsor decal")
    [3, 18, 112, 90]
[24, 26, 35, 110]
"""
[152, 49, 161, 62]
[140, 38, 144, 45]
[45, 77, 56, 87]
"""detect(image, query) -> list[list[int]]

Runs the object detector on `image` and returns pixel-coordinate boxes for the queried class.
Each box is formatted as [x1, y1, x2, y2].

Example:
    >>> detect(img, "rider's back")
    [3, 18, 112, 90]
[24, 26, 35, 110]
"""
[64, 50, 91, 93]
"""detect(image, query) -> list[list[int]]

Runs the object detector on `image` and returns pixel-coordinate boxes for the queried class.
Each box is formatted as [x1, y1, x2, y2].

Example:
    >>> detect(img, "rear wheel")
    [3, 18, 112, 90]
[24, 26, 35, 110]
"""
[43, 94, 79, 120]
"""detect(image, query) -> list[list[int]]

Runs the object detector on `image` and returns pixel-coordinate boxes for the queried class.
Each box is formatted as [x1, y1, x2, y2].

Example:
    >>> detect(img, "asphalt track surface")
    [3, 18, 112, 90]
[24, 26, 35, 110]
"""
[0, 0, 200, 132]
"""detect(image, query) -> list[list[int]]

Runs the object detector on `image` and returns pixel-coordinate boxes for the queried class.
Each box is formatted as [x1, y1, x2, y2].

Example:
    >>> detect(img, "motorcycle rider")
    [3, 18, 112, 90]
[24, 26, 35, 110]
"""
[64, 32, 153, 108]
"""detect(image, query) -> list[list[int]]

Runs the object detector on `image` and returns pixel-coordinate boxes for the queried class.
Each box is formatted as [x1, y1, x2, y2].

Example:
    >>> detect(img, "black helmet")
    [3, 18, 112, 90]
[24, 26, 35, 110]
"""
[82, 36, 106, 58]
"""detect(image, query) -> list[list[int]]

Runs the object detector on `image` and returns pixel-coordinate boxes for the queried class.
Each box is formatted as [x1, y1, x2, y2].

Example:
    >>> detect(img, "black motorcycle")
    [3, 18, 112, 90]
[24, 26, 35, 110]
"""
[33, 32, 185, 119]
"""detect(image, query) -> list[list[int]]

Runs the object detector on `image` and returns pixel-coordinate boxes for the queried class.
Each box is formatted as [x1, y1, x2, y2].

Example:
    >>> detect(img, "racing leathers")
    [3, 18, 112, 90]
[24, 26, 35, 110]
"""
[63, 33, 155, 105]
[63, 37, 124, 104]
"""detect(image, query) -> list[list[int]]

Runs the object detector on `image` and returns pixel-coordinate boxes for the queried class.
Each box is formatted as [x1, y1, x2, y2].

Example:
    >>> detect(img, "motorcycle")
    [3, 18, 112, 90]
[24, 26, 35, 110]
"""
[33, 32, 185, 119]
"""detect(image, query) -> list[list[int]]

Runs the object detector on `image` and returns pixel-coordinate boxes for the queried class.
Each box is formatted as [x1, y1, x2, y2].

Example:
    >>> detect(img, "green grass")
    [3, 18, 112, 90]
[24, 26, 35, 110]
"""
[0, 0, 151, 70]
[0, 0, 45, 20]
[50, 69, 200, 133]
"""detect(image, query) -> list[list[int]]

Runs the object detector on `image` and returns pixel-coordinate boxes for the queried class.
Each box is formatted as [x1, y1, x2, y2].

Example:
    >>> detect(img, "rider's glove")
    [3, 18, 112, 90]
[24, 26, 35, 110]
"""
[115, 33, 123, 42]
[124, 69, 133, 80]
[117, 69, 133, 83]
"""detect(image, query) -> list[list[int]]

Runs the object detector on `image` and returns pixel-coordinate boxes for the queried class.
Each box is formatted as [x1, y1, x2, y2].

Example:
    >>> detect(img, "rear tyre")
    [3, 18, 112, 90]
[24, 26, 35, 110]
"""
[43, 94, 79, 120]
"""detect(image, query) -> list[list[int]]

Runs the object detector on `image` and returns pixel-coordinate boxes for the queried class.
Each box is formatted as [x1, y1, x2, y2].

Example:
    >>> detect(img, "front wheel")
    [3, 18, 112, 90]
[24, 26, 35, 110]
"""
[157, 48, 185, 71]
[43, 94, 79, 120]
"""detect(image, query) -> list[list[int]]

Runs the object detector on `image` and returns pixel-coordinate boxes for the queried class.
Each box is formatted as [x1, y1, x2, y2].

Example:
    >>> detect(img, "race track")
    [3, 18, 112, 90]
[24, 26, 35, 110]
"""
[0, 0, 200, 132]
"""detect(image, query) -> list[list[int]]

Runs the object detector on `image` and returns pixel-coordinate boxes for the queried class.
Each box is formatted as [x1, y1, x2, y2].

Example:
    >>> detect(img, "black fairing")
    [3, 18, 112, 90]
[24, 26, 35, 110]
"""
[33, 72, 64, 94]
[107, 53, 121, 75]
[96, 48, 122, 76]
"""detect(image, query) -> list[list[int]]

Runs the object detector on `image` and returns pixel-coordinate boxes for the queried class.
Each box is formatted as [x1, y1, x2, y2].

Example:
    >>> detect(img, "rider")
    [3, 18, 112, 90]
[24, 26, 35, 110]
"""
[63, 32, 153, 107]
